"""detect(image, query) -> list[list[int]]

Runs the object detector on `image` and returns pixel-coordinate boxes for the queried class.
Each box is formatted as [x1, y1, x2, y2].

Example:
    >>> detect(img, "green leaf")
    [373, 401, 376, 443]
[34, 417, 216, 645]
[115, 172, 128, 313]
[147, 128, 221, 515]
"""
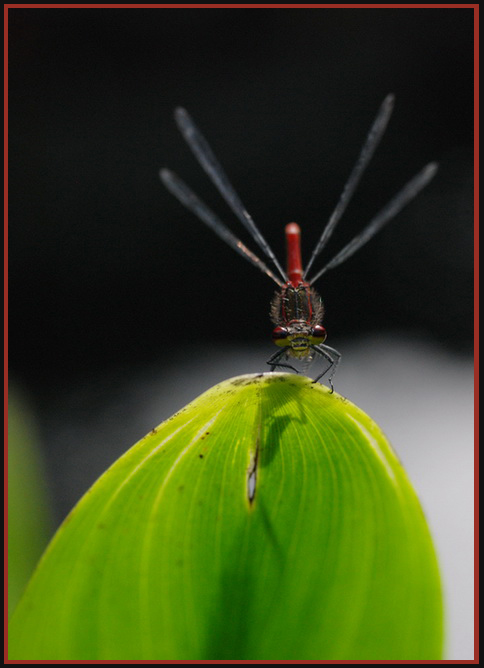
[8, 387, 53, 615]
[8, 374, 443, 660]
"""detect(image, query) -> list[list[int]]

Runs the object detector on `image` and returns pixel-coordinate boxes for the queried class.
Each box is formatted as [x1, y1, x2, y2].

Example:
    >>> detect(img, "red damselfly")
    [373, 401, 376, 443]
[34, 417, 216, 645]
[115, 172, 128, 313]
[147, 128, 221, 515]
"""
[160, 95, 437, 391]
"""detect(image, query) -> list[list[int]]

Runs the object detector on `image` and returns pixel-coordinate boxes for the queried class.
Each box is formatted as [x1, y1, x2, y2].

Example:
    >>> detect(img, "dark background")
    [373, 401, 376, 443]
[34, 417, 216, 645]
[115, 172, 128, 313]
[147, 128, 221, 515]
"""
[9, 7, 473, 393]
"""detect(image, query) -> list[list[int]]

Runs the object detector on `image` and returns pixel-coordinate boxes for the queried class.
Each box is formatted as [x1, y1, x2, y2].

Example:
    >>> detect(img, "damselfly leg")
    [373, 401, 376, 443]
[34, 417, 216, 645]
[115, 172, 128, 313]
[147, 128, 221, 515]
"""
[266, 349, 299, 374]
[310, 344, 342, 393]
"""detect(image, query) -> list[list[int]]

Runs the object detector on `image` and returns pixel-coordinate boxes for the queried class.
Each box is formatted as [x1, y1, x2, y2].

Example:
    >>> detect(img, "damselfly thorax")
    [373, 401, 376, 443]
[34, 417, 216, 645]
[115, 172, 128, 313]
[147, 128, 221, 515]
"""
[272, 289, 325, 357]
[161, 96, 437, 390]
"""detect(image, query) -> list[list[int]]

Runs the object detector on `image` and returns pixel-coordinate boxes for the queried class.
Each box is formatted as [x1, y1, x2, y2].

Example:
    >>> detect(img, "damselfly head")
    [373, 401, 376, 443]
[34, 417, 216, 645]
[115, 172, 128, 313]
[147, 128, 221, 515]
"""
[272, 323, 327, 353]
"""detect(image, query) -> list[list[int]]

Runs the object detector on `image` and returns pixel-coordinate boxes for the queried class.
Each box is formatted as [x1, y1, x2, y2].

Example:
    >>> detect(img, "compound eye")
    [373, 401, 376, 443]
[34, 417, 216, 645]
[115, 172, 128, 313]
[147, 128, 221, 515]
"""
[272, 326, 290, 346]
[310, 325, 327, 343]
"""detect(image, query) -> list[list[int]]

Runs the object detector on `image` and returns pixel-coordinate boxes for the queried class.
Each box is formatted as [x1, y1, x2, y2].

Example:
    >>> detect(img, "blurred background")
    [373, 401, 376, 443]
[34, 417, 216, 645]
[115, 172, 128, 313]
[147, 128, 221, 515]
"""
[8, 7, 474, 659]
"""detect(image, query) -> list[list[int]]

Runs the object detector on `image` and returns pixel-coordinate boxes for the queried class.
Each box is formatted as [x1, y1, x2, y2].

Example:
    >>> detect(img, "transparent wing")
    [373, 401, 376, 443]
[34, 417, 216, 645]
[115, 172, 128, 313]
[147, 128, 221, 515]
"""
[308, 162, 438, 284]
[303, 94, 395, 279]
[174, 107, 287, 283]
[160, 169, 284, 287]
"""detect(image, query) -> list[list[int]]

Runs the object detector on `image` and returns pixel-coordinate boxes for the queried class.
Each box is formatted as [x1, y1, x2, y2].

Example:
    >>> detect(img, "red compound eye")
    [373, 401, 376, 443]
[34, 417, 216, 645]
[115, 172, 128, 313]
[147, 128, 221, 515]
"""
[311, 325, 327, 342]
[272, 326, 289, 346]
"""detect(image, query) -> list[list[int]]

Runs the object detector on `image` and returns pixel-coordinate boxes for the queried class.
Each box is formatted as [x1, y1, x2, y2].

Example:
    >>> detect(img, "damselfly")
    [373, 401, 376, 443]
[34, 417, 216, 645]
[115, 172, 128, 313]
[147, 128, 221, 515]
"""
[160, 96, 437, 391]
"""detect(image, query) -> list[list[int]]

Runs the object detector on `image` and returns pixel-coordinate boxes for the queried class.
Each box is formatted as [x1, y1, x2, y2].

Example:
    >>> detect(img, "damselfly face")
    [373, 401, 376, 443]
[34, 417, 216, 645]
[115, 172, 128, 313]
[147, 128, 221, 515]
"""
[272, 321, 327, 358]
[160, 96, 437, 390]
